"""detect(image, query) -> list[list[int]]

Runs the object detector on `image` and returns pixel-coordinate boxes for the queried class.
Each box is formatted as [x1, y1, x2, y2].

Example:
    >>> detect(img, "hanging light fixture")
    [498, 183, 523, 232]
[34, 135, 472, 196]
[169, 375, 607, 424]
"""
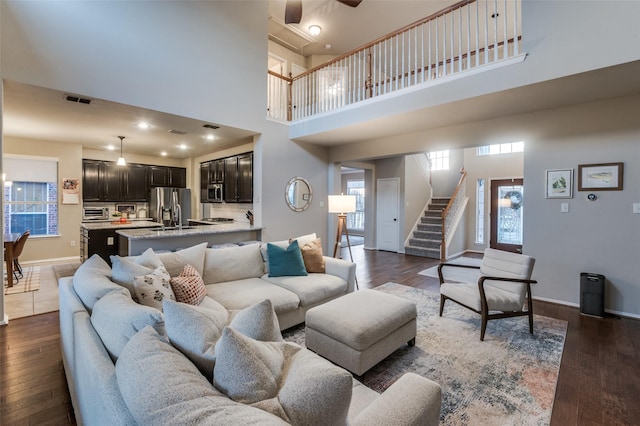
[116, 136, 126, 166]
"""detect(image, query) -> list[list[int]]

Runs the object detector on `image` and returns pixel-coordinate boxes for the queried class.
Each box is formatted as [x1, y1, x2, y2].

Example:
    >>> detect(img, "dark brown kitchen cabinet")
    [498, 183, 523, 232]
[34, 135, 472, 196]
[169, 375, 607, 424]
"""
[149, 166, 186, 188]
[82, 160, 149, 202]
[200, 162, 209, 201]
[223, 152, 252, 203]
[209, 159, 224, 183]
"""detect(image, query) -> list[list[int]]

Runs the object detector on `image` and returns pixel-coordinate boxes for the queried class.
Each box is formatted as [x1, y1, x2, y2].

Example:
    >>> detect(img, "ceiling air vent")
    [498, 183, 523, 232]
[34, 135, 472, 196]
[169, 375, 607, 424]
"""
[65, 94, 92, 104]
[168, 129, 188, 135]
[203, 124, 219, 130]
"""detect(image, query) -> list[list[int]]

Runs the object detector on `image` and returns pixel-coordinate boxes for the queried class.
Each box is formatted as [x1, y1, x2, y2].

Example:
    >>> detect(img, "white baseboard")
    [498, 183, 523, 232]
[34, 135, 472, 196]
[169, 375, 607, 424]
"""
[22, 256, 81, 267]
[1, 314, 8, 326]
[532, 295, 640, 320]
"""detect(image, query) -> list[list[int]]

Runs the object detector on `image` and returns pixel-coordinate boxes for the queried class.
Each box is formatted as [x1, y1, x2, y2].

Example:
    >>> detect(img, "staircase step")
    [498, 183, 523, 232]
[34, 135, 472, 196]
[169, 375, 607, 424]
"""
[405, 245, 441, 259]
[413, 230, 441, 239]
[431, 198, 450, 205]
[409, 238, 441, 249]
[417, 224, 442, 234]
[424, 210, 443, 217]
[427, 204, 446, 212]
[420, 217, 441, 225]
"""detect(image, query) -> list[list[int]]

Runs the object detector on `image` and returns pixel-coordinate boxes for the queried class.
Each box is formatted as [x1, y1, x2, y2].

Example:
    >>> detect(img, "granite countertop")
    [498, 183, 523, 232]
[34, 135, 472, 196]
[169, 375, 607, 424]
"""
[81, 220, 162, 230]
[116, 223, 262, 240]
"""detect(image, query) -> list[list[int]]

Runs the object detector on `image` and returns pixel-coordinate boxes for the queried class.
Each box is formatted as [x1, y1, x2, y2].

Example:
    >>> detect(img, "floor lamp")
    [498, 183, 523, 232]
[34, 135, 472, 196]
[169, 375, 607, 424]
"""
[328, 194, 359, 289]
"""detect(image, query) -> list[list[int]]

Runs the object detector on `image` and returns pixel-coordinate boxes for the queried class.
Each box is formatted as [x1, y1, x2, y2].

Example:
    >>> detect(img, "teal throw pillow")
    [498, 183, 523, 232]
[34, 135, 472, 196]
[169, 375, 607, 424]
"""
[267, 240, 308, 277]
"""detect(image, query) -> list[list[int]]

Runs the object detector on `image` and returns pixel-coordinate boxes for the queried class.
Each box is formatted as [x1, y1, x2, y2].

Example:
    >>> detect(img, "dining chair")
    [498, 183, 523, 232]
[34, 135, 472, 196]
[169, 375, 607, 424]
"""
[9, 230, 31, 281]
[437, 248, 537, 341]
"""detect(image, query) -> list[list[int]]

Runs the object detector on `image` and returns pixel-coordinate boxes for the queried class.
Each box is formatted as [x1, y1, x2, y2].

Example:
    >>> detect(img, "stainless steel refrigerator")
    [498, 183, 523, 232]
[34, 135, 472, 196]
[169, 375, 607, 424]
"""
[149, 187, 191, 227]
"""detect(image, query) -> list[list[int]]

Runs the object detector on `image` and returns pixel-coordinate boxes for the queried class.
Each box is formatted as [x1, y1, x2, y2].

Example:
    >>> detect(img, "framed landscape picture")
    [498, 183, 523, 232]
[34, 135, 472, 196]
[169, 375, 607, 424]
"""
[578, 162, 624, 191]
[545, 169, 573, 198]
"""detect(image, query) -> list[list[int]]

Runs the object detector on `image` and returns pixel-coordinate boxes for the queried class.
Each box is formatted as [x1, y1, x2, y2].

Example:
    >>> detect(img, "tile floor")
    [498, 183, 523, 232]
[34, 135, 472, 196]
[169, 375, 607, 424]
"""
[4, 262, 80, 320]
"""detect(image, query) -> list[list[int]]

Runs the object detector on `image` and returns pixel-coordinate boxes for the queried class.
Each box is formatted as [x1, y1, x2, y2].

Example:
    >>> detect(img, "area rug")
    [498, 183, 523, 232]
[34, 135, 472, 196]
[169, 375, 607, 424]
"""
[341, 234, 364, 247]
[4, 266, 40, 294]
[418, 256, 482, 282]
[282, 282, 567, 425]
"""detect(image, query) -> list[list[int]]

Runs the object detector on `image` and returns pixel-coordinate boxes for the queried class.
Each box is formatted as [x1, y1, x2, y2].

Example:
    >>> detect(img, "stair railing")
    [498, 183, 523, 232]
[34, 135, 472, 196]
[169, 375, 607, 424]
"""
[267, 0, 523, 121]
[440, 169, 467, 261]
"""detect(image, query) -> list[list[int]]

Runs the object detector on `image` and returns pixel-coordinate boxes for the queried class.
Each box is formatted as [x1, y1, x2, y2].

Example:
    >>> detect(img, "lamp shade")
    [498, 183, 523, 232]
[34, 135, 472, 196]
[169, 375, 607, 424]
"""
[328, 194, 356, 214]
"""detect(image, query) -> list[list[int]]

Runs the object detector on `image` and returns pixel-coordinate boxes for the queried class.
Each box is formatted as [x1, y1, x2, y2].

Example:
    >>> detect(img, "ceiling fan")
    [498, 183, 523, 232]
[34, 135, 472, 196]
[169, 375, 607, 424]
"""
[285, 0, 363, 25]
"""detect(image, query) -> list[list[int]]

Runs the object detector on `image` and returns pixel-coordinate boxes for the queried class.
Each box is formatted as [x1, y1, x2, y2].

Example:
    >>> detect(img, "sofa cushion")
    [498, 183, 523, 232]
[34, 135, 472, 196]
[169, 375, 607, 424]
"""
[300, 238, 325, 273]
[261, 233, 317, 274]
[133, 265, 175, 311]
[72, 254, 123, 313]
[90, 291, 166, 361]
[267, 240, 307, 277]
[116, 326, 287, 425]
[163, 299, 228, 381]
[214, 327, 353, 425]
[226, 299, 284, 343]
[263, 273, 348, 307]
[111, 248, 163, 302]
[170, 264, 207, 305]
[157, 242, 208, 277]
[203, 244, 264, 284]
[206, 278, 300, 315]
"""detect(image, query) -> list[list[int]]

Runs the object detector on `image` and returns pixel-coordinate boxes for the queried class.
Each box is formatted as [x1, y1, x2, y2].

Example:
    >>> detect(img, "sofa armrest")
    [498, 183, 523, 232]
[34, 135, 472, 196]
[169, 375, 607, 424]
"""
[351, 373, 441, 426]
[323, 256, 356, 293]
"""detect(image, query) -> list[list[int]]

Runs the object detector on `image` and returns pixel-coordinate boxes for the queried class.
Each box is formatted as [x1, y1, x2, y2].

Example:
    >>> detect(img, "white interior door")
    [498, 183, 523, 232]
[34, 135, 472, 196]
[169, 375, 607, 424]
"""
[376, 178, 400, 252]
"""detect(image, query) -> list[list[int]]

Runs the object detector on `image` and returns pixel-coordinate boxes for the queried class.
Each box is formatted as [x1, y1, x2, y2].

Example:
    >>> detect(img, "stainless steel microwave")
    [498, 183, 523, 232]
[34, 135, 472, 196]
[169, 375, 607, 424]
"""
[207, 183, 223, 203]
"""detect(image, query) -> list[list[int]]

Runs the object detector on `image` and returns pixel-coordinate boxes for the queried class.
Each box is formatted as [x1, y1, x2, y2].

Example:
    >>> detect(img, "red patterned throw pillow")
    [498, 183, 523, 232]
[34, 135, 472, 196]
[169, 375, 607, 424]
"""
[170, 264, 207, 306]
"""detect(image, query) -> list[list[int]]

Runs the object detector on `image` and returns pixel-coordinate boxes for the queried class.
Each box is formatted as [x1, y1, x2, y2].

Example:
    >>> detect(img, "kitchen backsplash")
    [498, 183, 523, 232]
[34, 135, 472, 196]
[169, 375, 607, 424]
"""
[84, 202, 149, 219]
[201, 203, 253, 223]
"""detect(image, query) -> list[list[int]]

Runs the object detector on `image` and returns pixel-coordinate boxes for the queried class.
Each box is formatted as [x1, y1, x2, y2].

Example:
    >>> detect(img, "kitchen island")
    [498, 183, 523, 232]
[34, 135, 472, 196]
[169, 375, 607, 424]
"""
[117, 223, 262, 256]
[81, 220, 162, 264]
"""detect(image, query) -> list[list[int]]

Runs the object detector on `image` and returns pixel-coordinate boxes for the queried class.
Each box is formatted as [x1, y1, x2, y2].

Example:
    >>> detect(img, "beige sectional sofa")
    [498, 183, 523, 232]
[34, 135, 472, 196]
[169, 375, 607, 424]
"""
[59, 237, 442, 425]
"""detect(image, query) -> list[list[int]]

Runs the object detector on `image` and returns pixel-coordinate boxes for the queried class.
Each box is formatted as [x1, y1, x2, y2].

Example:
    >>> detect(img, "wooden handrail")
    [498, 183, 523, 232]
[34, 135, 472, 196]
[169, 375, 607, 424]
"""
[440, 169, 467, 260]
[293, 0, 477, 81]
[268, 70, 292, 83]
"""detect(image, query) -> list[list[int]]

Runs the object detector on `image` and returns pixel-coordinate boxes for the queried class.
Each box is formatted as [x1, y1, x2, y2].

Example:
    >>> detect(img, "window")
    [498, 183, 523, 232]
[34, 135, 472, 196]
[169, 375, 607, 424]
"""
[346, 180, 365, 231]
[3, 156, 58, 236]
[475, 179, 485, 244]
[477, 141, 524, 156]
[428, 150, 450, 171]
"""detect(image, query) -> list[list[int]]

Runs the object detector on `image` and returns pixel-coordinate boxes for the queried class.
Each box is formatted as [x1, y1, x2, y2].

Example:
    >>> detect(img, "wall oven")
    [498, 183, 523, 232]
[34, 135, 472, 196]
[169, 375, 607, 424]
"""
[207, 183, 223, 203]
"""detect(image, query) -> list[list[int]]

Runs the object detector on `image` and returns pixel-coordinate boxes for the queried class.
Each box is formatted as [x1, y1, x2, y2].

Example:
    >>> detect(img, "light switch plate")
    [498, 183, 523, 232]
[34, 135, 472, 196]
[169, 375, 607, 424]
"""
[561, 203, 569, 213]
[633, 203, 640, 214]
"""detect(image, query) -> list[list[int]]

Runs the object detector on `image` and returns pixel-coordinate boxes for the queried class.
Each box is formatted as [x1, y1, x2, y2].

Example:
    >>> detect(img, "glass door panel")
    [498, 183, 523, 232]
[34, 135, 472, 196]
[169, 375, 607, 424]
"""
[490, 179, 524, 253]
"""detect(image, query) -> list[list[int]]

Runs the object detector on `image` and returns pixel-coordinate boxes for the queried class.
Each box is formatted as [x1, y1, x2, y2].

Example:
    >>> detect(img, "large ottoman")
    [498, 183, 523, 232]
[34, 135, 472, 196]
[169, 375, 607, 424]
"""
[305, 289, 417, 376]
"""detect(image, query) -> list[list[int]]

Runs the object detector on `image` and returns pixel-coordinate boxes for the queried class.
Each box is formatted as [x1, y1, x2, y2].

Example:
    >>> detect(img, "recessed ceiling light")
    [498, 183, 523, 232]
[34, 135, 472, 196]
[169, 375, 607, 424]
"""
[325, 43, 332, 50]
[107, 145, 115, 151]
[137, 122, 151, 129]
[160, 151, 167, 157]
[179, 144, 187, 150]
[205, 134, 215, 141]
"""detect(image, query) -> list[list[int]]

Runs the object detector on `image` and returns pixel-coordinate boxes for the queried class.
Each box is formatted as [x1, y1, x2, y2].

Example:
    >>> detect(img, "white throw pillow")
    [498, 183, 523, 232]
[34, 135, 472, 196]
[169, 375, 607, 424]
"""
[133, 265, 175, 311]
[157, 242, 208, 277]
[72, 254, 123, 313]
[163, 299, 228, 381]
[90, 291, 166, 361]
[213, 327, 353, 425]
[111, 248, 163, 302]
[226, 299, 284, 343]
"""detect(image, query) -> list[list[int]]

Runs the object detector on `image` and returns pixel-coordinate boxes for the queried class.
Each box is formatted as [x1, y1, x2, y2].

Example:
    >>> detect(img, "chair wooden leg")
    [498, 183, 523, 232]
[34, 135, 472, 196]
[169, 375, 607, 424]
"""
[480, 313, 487, 341]
[528, 310, 534, 334]
[439, 295, 445, 316]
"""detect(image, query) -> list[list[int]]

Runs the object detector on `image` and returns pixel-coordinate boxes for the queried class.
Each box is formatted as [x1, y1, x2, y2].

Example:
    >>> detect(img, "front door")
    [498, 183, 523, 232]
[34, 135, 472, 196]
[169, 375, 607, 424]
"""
[490, 178, 524, 253]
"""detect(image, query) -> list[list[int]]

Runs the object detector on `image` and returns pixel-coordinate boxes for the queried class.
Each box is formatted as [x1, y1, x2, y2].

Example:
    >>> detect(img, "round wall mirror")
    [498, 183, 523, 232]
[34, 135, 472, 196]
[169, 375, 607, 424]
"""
[285, 177, 312, 212]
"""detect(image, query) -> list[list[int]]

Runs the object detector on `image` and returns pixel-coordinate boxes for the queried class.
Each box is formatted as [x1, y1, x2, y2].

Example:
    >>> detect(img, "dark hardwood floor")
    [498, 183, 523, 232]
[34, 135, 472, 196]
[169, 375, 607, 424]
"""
[1, 246, 638, 425]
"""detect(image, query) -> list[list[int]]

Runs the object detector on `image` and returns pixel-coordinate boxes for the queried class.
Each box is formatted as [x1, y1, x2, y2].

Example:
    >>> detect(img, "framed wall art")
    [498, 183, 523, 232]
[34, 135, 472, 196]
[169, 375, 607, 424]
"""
[578, 162, 623, 191]
[545, 169, 573, 198]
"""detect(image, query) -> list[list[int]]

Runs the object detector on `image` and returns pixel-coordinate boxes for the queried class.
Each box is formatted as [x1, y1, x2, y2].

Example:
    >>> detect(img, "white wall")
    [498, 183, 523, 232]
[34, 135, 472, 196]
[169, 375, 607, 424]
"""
[403, 155, 430, 243]
[523, 95, 640, 318]
[1, 1, 268, 133]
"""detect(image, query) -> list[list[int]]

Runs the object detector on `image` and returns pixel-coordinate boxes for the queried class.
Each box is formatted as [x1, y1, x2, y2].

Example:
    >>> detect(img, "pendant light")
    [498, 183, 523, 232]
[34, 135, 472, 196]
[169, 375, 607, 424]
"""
[116, 136, 126, 166]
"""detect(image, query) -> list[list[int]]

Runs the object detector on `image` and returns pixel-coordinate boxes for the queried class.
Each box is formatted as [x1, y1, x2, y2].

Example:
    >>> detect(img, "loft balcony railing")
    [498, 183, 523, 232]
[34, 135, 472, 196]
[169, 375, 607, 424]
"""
[267, 0, 522, 122]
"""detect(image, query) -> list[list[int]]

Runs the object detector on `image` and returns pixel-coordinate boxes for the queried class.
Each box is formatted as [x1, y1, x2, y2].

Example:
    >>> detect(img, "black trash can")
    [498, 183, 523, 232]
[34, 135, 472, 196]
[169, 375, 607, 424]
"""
[580, 273, 605, 318]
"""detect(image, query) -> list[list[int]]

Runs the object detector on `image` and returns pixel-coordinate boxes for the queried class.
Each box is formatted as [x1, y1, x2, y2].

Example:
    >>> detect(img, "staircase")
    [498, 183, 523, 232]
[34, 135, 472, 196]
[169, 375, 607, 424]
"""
[404, 198, 450, 259]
